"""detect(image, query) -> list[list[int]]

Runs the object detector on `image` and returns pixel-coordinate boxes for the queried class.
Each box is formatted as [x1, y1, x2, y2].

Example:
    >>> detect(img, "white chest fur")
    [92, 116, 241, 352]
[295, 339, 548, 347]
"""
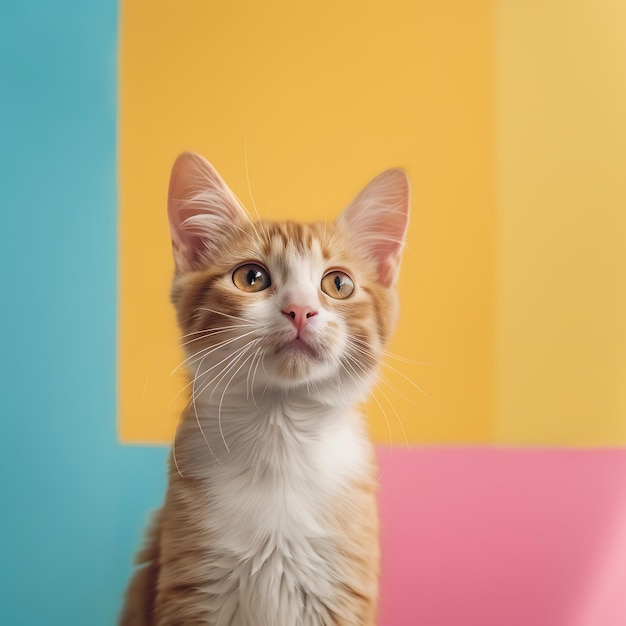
[176, 395, 372, 625]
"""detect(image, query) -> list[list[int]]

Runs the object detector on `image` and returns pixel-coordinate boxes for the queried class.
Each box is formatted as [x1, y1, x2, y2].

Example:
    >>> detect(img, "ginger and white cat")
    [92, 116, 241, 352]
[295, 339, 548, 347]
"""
[120, 152, 409, 626]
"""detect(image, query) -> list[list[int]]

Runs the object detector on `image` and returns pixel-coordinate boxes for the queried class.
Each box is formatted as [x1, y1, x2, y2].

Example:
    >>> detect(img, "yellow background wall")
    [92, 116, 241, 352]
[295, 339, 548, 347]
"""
[119, 0, 625, 446]
[495, 0, 626, 445]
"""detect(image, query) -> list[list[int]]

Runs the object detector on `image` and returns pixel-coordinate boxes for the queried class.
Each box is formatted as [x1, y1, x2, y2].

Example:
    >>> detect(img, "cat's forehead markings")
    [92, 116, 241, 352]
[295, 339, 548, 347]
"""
[260, 222, 321, 257]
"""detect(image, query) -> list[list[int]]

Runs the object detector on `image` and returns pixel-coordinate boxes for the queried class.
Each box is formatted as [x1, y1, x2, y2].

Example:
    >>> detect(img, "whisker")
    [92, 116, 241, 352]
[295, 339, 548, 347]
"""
[178, 325, 249, 340]
[343, 352, 395, 445]
[193, 340, 259, 402]
[197, 308, 251, 324]
[247, 346, 264, 410]
[168, 332, 259, 410]
[250, 348, 265, 407]
[378, 349, 430, 366]
[348, 338, 431, 400]
[205, 341, 257, 398]
[373, 380, 409, 449]
[350, 335, 431, 366]
[243, 139, 261, 221]
[171, 329, 259, 376]
[378, 359, 431, 400]
[217, 342, 260, 450]
[178, 324, 255, 349]
[191, 354, 222, 466]
[374, 372, 420, 408]
[142, 358, 161, 397]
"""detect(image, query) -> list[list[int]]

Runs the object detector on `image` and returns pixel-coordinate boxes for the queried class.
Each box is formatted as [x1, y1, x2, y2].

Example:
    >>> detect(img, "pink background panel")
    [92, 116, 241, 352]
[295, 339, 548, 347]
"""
[377, 447, 626, 626]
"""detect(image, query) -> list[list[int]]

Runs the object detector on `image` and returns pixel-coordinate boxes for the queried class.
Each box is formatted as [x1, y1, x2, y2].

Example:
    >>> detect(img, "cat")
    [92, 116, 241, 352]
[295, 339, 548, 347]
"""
[120, 152, 410, 626]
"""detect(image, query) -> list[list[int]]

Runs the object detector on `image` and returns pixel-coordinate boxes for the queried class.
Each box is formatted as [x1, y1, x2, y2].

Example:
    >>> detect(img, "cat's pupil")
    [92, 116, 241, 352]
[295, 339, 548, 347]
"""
[334, 275, 342, 292]
[247, 270, 261, 285]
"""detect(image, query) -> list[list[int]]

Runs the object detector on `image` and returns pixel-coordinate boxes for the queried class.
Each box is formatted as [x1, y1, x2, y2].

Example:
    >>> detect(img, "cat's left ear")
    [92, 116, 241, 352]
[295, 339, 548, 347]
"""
[337, 168, 410, 287]
[167, 152, 250, 274]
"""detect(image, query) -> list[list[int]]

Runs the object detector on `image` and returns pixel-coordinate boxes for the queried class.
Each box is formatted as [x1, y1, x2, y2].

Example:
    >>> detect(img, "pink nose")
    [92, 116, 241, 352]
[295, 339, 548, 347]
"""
[282, 305, 318, 335]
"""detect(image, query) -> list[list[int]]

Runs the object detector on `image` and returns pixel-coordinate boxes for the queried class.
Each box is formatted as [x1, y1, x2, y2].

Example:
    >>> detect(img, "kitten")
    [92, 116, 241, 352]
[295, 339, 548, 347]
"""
[120, 152, 409, 626]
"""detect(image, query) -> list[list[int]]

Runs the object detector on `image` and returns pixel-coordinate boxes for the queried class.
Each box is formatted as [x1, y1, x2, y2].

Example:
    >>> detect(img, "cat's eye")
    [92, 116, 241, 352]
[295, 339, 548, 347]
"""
[232, 264, 271, 292]
[321, 270, 355, 300]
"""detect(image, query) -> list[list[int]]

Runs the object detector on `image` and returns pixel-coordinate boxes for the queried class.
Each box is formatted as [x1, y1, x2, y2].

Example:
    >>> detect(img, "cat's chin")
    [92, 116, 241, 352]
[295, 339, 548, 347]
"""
[262, 341, 337, 388]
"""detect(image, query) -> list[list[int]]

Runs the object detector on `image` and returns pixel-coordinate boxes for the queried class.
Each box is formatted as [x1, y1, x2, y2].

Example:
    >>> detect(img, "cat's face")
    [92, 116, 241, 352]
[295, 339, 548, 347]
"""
[168, 153, 409, 402]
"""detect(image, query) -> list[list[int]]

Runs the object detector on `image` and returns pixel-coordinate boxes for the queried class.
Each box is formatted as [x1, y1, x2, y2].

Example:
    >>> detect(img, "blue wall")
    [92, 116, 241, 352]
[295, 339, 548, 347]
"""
[1, 2, 167, 624]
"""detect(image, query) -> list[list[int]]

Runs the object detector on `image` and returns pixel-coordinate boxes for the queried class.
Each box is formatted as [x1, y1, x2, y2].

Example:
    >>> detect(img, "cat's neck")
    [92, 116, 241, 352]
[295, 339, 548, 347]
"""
[191, 368, 364, 423]
[194, 383, 354, 436]
[173, 381, 368, 479]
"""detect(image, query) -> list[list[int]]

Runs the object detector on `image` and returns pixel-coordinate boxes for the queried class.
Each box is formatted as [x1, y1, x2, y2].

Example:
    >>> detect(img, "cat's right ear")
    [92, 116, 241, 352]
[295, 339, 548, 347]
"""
[337, 168, 410, 288]
[167, 152, 249, 274]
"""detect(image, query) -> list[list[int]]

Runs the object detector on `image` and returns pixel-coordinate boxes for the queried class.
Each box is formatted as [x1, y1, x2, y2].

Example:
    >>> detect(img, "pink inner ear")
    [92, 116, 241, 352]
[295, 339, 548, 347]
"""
[169, 226, 206, 275]
[338, 168, 410, 288]
[378, 252, 403, 289]
[167, 152, 249, 274]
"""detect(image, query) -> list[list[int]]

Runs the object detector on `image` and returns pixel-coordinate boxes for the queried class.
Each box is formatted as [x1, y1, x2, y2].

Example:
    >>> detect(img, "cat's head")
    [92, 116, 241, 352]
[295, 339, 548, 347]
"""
[167, 152, 409, 405]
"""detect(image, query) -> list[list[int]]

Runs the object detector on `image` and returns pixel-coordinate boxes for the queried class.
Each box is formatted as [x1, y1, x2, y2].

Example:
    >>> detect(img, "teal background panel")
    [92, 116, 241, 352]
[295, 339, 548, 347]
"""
[0, 2, 167, 625]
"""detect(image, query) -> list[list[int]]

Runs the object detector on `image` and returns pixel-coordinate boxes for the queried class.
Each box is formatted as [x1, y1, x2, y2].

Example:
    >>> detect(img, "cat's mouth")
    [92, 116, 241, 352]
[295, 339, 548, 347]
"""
[276, 335, 319, 358]
[254, 326, 347, 387]
[268, 333, 328, 376]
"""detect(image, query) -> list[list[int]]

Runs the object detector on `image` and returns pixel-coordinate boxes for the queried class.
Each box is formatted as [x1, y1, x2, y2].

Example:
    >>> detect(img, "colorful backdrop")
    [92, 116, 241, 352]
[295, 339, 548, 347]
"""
[2, 1, 625, 625]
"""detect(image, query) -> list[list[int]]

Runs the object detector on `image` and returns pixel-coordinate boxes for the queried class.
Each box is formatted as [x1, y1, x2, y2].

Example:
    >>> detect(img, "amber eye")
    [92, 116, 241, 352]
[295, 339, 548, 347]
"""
[232, 264, 271, 292]
[321, 270, 355, 300]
